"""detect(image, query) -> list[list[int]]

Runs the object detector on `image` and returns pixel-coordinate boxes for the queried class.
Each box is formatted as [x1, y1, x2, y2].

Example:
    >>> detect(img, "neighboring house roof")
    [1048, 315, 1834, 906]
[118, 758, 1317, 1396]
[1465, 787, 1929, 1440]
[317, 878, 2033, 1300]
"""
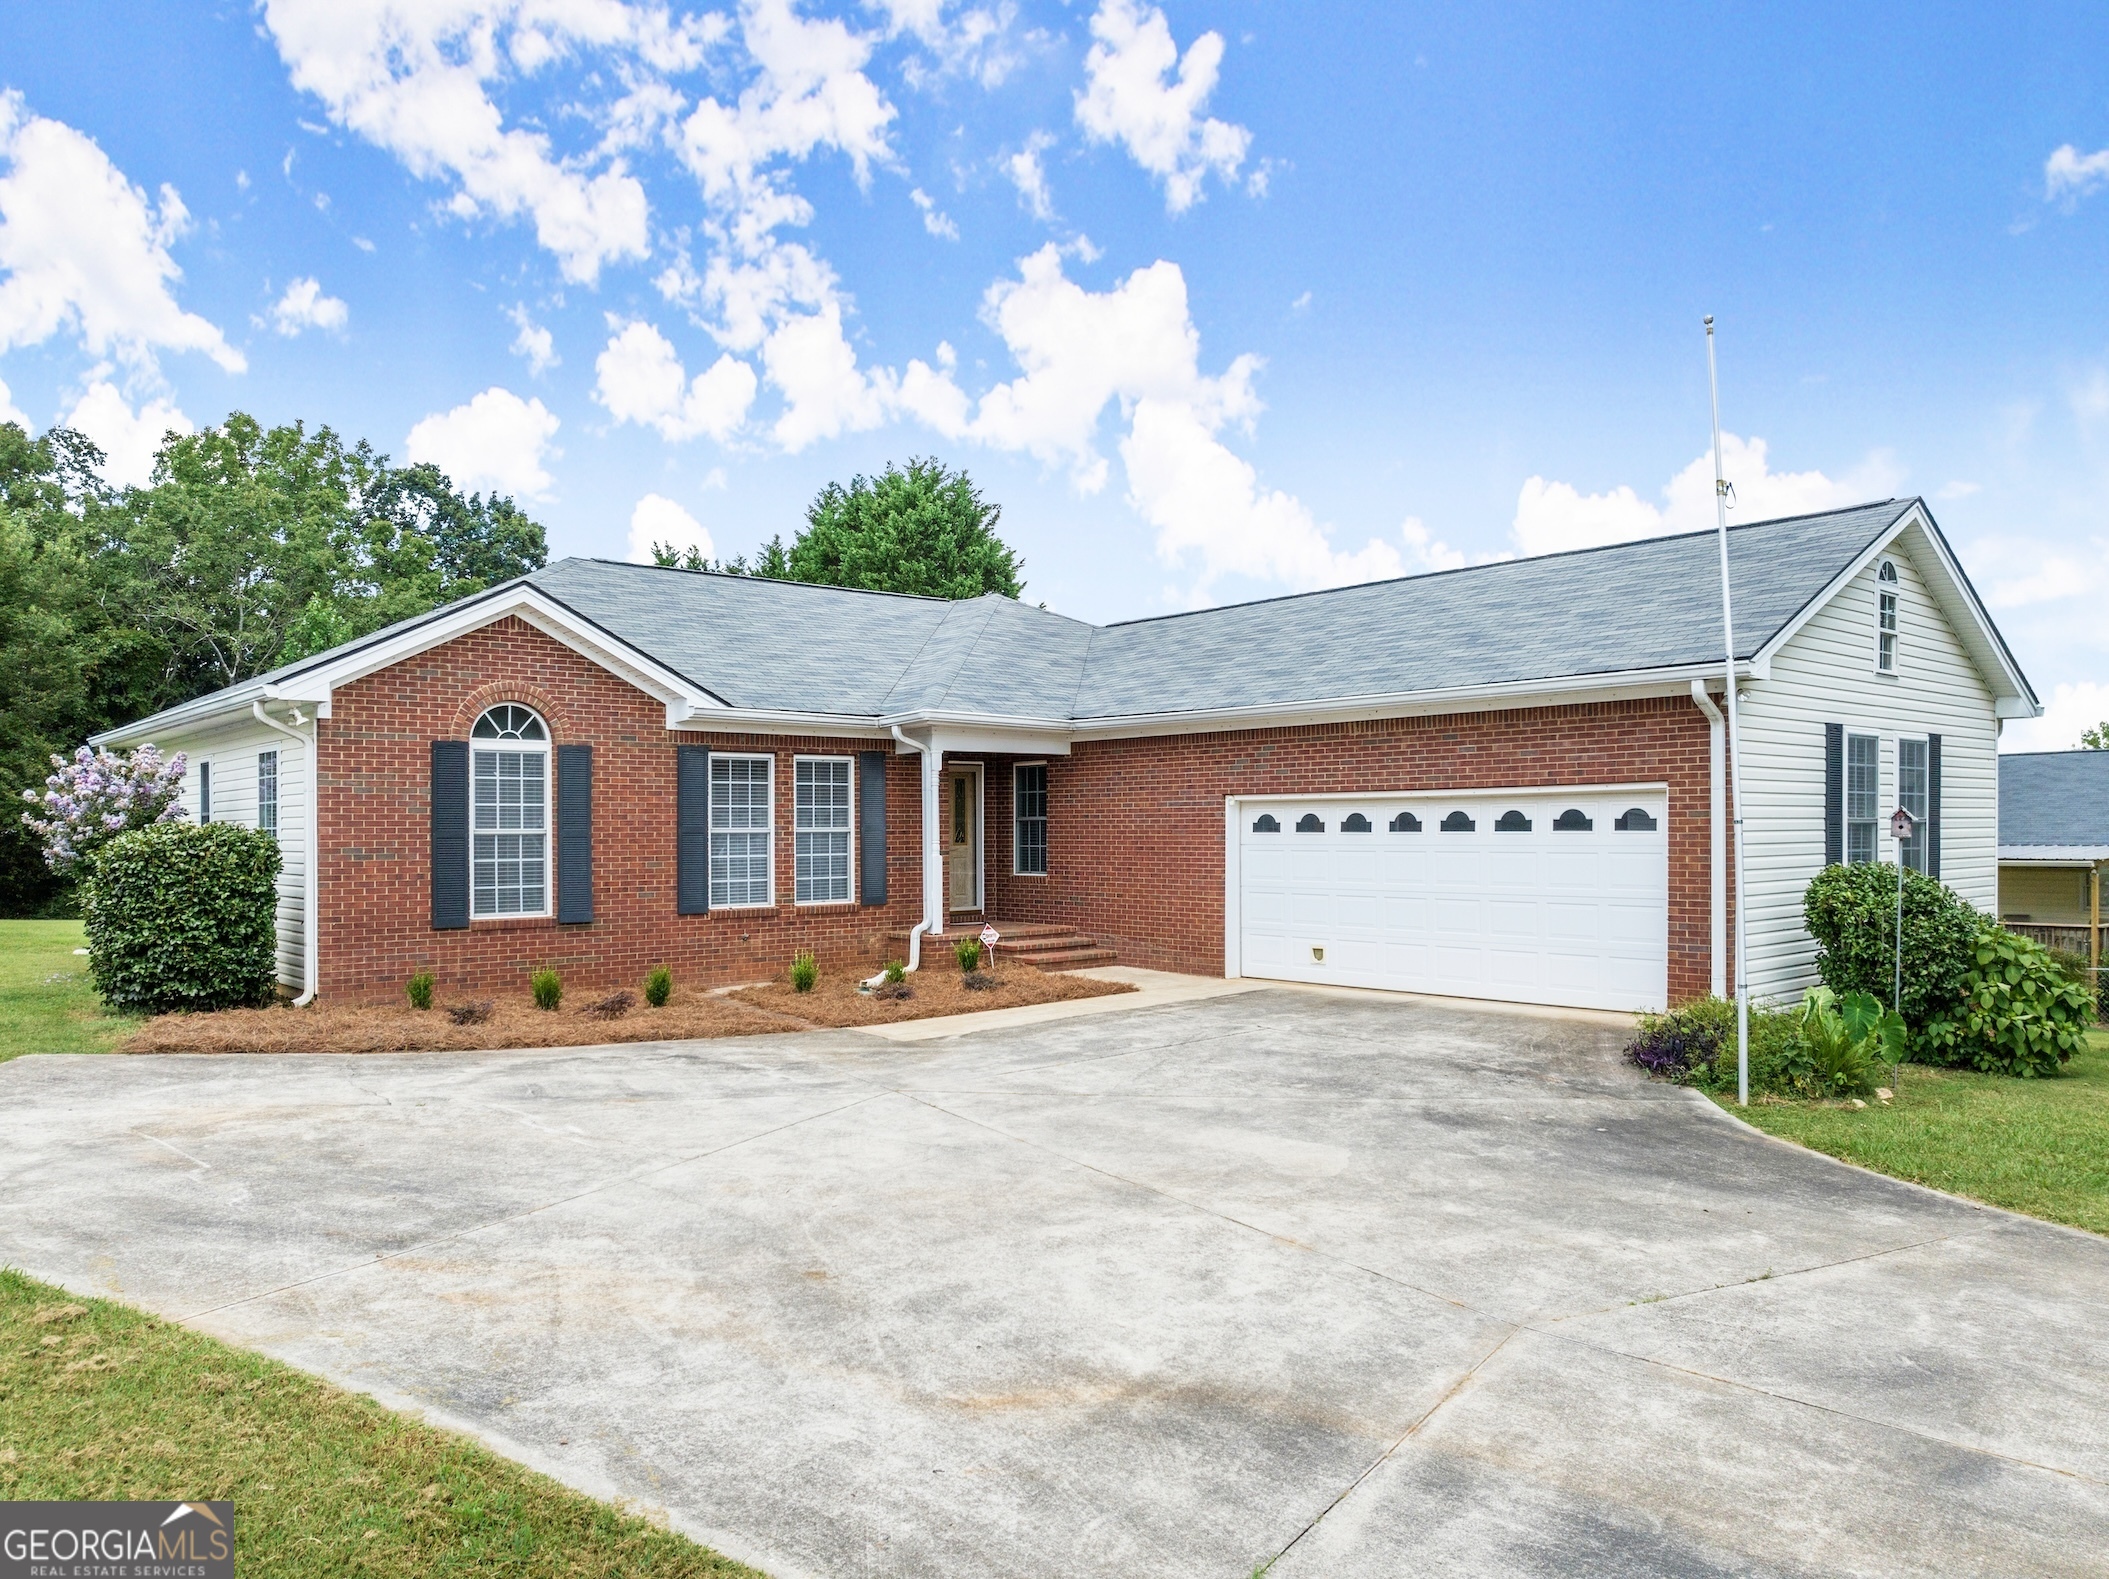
[1998, 750, 2109, 862]
[97, 496, 2036, 743]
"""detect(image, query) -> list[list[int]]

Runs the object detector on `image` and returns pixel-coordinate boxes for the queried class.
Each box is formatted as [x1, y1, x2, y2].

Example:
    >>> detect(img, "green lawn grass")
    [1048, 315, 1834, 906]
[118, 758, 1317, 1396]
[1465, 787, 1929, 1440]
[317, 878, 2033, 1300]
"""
[0, 1267, 764, 1577]
[1717, 1029, 2109, 1234]
[0, 918, 130, 1062]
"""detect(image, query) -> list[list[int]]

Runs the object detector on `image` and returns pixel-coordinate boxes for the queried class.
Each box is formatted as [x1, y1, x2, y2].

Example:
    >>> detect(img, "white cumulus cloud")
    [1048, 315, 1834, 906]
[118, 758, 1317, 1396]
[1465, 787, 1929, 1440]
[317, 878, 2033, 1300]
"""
[909, 186, 958, 239]
[1074, 0, 1251, 214]
[1005, 130, 1056, 221]
[269, 275, 348, 335]
[628, 491, 714, 563]
[405, 386, 559, 498]
[1511, 435, 1905, 559]
[595, 318, 757, 442]
[65, 380, 193, 489]
[2045, 143, 2109, 204]
[0, 93, 243, 377]
[507, 303, 557, 372]
[258, 0, 701, 283]
[0, 372, 25, 429]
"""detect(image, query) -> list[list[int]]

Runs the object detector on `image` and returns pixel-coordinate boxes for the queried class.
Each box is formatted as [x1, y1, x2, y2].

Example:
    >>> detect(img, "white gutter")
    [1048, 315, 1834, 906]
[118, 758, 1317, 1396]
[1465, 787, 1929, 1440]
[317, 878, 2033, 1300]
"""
[889, 725, 938, 973]
[1690, 681, 1727, 999]
[251, 699, 320, 1007]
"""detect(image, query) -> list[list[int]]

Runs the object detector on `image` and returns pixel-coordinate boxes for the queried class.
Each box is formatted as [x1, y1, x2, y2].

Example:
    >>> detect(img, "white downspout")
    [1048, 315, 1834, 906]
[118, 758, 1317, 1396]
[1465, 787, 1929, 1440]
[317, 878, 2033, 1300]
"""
[889, 725, 940, 973]
[252, 700, 320, 1006]
[1691, 681, 1727, 1000]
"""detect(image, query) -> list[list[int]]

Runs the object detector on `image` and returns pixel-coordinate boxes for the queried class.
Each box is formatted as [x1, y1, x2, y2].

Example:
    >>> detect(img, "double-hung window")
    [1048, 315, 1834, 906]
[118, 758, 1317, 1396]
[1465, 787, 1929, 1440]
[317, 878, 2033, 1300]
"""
[1876, 560, 1900, 673]
[471, 705, 548, 916]
[257, 750, 278, 836]
[1898, 737, 1929, 873]
[1845, 732, 1880, 865]
[1014, 763, 1048, 875]
[794, 757, 852, 904]
[711, 755, 772, 907]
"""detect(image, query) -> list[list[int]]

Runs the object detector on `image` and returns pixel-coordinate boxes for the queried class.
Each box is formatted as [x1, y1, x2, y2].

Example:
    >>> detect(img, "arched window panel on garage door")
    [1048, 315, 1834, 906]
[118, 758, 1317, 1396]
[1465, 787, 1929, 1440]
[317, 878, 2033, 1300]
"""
[1440, 810, 1475, 832]
[1295, 813, 1326, 832]
[1615, 807, 1659, 831]
[1554, 808, 1593, 831]
[1495, 810, 1532, 832]
[1251, 813, 1281, 833]
[1341, 812, 1372, 832]
[1390, 811, 1422, 832]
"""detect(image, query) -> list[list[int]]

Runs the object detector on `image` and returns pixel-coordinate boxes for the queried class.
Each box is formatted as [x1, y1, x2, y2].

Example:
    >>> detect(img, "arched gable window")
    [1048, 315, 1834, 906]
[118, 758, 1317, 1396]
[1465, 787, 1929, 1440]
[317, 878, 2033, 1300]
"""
[1251, 813, 1281, 833]
[1440, 810, 1475, 832]
[1553, 808, 1593, 831]
[1875, 559, 1899, 674]
[1295, 813, 1326, 833]
[1494, 810, 1532, 832]
[471, 705, 549, 916]
[1341, 812, 1373, 832]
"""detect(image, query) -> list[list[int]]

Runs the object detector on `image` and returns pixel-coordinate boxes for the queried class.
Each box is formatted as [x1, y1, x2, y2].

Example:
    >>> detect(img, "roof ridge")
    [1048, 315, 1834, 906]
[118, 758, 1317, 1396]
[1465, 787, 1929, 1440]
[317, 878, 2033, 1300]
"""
[568, 556, 962, 607]
[1099, 498, 1910, 630]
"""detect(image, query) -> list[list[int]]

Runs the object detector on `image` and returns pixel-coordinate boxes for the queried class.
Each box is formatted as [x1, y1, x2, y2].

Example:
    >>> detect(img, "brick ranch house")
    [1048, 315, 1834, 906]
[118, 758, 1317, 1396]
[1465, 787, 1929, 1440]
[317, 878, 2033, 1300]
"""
[97, 498, 2035, 1015]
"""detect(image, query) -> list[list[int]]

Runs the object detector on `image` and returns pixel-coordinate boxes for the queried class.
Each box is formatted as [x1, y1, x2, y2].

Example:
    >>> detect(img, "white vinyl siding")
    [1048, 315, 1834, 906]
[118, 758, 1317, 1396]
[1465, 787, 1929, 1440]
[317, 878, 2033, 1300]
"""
[793, 757, 852, 904]
[168, 718, 310, 990]
[1734, 534, 1999, 1003]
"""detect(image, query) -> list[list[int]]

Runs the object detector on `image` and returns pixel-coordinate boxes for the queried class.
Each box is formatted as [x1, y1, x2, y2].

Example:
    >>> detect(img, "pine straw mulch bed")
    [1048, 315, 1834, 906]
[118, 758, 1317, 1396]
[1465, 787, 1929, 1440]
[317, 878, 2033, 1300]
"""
[119, 964, 1132, 1056]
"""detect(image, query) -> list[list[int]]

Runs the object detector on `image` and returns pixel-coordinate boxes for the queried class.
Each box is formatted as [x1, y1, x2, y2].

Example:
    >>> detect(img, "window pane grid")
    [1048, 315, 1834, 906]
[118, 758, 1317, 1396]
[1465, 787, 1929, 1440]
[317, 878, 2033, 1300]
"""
[1877, 587, 1899, 671]
[712, 757, 773, 907]
[472, 723, 547, 915]
[1014, 764, 1048, 875]
[794, 759, 852, 903]
[257, 750, 278, 835]
[1898, 738, 1929, 874]
[1845, 733, 1879, 865]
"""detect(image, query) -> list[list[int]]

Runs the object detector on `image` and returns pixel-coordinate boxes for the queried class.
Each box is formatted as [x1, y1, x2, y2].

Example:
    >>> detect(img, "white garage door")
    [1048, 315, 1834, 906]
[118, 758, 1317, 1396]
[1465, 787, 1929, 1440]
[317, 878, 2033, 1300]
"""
[1234, 789, 1669, 1013]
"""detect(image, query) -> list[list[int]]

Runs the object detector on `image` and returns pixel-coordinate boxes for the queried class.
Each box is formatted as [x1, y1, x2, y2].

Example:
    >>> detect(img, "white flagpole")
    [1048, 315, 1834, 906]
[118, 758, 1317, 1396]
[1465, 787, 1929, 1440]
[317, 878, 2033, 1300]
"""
[1705, 316, 1751, 1106]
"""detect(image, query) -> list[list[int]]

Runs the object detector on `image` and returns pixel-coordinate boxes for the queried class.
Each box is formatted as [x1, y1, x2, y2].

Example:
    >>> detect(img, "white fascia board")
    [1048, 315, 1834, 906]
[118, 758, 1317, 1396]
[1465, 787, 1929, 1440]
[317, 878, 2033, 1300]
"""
[1998, 847, 2109, 865]
[671, 707, 898, 741]
[927, 723, 1073, 757]
[1752, 502, 2038, 716]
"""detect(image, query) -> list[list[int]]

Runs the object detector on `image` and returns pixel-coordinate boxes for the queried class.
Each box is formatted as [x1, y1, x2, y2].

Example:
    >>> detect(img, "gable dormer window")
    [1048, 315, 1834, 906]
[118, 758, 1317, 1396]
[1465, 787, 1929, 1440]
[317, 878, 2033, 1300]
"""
[1875, 559, 1899, 674]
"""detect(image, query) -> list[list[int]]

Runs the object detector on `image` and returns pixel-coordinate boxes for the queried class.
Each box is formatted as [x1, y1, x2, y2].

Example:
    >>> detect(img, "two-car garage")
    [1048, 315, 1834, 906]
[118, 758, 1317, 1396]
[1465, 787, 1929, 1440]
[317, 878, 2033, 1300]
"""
[1229, 787, 1671, 1013]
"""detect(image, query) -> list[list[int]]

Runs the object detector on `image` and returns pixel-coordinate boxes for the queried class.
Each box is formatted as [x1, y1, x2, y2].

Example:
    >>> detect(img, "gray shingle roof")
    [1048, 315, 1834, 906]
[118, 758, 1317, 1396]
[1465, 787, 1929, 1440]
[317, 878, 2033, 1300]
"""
[1999, 751, 2109, 849]
[257, 497, 1933, 724]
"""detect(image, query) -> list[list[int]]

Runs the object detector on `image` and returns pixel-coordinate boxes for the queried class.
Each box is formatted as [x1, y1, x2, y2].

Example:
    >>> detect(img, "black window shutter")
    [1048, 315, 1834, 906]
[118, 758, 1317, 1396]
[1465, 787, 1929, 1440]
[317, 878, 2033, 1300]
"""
[431, 741, 470, 930]
[1823, 723, 1844, 867]
[1927, 733, 1942, 880]
[859, 750, 888, 905]
[677, 745, 711, 915]
[557, 744, 593, 923]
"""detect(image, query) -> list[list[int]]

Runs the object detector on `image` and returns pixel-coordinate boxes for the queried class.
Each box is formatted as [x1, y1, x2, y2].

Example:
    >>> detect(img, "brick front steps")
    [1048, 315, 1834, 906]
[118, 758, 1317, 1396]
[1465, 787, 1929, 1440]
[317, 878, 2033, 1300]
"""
[890, 920, 1117, 972]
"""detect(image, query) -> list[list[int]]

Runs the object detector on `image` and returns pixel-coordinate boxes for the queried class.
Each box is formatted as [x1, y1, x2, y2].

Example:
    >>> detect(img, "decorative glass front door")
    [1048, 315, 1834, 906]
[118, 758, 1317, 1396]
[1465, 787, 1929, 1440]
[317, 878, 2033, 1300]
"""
[945, 768, 980, 911]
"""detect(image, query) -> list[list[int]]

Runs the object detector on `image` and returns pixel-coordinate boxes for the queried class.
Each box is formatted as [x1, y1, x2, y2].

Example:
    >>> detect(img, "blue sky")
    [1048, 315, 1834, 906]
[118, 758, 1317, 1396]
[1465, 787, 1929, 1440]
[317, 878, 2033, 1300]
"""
[3, 2, 2106, 747]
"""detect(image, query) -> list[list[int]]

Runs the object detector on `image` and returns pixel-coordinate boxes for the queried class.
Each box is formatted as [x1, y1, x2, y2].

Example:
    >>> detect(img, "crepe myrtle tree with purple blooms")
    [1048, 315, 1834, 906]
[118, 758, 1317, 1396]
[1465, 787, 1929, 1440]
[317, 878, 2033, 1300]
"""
[19, 744, 188, 875]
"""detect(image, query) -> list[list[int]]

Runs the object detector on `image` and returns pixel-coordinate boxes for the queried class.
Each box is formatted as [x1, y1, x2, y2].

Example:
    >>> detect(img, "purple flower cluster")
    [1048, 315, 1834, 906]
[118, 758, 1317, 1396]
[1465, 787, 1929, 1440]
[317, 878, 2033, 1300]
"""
[19, 744, 188, 873]
[1625, 1014, 1724, 1079]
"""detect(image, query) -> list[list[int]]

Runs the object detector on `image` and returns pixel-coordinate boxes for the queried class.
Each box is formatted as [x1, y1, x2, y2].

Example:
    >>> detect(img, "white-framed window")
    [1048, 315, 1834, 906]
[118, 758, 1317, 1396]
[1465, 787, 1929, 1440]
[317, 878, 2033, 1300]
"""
[1014, 762, 1048, 875]
[1875, 559, 1900, 673]
[197, 761, 212, 824]
[1898, 736, 1929, 873]
[257, 750, 278, 836]
[471, 704, 548, 917]
[794, 756, 853, 904]
[711, 754, 773, 907]
[1845, 731, 1880, 865]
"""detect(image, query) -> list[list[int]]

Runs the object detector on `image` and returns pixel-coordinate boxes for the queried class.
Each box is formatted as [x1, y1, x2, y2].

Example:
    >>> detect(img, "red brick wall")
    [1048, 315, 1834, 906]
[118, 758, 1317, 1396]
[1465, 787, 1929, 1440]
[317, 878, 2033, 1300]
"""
[317, 619, 1727, 1005]
[976, 696, 1728, 1003]
[316, 617, 924, 1001]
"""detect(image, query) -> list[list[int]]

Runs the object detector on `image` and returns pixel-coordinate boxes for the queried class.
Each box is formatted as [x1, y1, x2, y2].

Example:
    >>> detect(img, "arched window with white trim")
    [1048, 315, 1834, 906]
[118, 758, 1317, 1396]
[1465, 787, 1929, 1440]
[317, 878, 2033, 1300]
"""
[471, 704, 549, 916]
[1875, 559, 1900, 673]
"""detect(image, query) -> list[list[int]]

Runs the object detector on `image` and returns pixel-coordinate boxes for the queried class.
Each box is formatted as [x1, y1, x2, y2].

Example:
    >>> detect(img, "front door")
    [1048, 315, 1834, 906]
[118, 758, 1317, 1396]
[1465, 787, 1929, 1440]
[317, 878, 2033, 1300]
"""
[944, 767, 980, 912]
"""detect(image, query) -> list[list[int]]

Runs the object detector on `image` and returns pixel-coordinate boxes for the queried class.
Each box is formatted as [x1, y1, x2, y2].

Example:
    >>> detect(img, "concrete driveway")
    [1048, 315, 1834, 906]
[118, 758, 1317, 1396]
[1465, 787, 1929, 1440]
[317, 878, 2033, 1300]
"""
[4, 989, 2106, 1577]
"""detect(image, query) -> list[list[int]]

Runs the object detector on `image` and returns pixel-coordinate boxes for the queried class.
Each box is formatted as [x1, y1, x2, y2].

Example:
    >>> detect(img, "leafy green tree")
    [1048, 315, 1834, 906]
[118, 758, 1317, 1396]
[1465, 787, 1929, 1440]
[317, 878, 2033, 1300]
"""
[2082, 721, 2109, 750]
[792, 459, 1022, 598]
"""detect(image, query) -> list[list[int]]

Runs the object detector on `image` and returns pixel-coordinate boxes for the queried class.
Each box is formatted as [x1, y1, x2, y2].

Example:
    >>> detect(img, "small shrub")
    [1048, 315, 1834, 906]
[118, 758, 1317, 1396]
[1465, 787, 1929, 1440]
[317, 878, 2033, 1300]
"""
[644, 965, 672, 1008]
[1627, 996, 1811, 1098]
[85, 822, 282, 1014]
[584, 989, 635, 1020]
[448, 999, 494, 1026]
[1802, 863, 1978, 1028]
[790, 951, 818, 993]
[406, 971, 435, 1011]
[883, 959, 906, 985]
[530, 969, 563, 1011]
[954, 935, 983, 973]
[1920, 923, 2092, 1077]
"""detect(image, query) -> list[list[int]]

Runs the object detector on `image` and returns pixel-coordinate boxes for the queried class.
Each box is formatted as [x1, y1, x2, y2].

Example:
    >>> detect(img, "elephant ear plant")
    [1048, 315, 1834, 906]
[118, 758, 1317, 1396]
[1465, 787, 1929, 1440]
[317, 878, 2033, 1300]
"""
[1797, 987, 1907, 1100]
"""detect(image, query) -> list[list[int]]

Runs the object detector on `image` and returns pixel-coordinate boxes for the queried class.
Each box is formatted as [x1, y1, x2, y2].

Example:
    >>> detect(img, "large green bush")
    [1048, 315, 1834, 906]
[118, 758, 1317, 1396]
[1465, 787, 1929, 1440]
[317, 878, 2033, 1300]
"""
[86, 822, 282, 1014]
[1802, 862, 1979, 1027]
[1920, 923, 2093, 1077]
